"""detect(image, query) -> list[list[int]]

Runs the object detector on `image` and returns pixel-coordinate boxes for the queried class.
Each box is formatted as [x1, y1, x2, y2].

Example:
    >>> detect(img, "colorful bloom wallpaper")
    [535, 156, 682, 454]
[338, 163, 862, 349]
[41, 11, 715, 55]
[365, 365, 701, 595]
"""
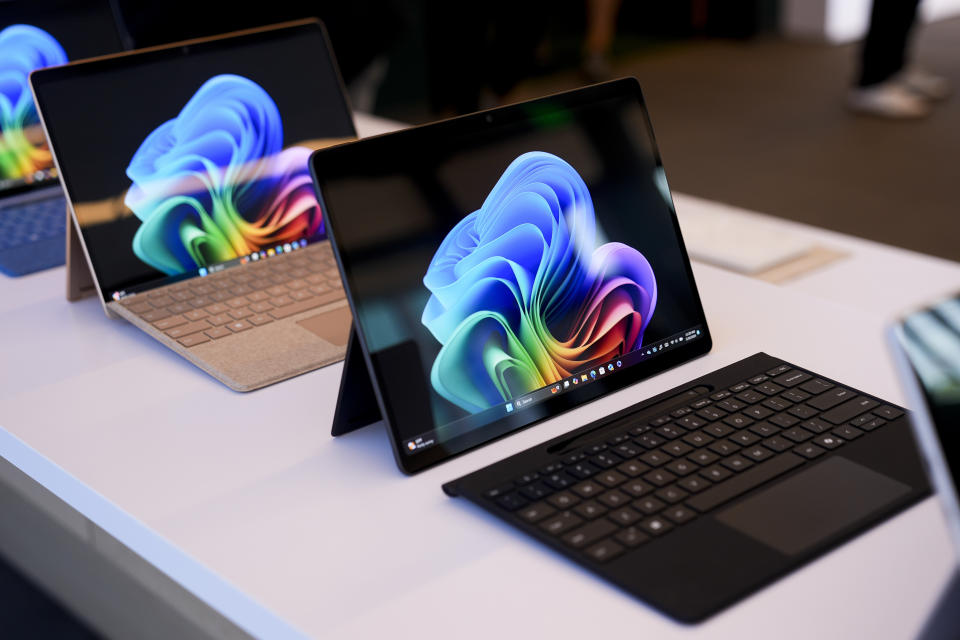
[422, 152, 657, 413]
[0, 24, 67, 179]
[124, 74, 323, 275]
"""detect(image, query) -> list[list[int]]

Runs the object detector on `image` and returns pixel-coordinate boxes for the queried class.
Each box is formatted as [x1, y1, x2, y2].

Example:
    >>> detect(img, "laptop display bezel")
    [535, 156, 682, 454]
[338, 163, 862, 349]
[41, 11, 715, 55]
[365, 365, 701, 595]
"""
[310, 78, 713, 473]
[29, 19, 355, 306]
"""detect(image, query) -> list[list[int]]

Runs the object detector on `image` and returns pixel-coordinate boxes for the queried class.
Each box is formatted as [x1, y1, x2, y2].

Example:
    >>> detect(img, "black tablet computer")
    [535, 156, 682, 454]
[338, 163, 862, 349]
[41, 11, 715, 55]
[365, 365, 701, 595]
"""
[310, 79, 711, 473]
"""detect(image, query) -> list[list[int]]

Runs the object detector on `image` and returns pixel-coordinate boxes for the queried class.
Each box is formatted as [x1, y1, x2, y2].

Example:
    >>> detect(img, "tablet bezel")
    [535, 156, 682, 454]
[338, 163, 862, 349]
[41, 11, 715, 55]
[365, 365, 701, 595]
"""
[310, 78, 712, 474]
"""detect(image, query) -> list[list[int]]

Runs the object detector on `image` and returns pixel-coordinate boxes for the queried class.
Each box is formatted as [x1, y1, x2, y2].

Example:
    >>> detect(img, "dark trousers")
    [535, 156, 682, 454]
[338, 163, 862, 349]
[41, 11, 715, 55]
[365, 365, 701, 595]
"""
[858, 0, 922, 87]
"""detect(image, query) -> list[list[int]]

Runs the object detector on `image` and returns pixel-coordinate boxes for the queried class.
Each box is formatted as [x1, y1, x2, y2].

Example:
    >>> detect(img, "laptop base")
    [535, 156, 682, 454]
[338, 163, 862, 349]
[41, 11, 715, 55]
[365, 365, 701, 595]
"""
[331, 326, 382, 436]
[918, 568, 960, 640]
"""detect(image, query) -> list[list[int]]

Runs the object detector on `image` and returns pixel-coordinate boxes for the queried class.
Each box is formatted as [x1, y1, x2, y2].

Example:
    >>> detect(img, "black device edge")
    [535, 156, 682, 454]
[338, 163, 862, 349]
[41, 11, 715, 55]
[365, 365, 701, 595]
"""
[331, 325, 382, 436]
[309, 78, 713, 474]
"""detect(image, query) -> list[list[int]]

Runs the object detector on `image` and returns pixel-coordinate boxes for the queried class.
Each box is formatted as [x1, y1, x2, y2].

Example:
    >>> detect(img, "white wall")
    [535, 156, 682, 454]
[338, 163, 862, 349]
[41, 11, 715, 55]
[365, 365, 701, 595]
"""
[782, 0, 960, 43]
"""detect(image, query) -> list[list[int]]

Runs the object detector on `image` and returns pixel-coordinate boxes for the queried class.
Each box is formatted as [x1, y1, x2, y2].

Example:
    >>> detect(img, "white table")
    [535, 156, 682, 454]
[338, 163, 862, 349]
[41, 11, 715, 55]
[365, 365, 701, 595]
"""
[2, 114, 960, 639]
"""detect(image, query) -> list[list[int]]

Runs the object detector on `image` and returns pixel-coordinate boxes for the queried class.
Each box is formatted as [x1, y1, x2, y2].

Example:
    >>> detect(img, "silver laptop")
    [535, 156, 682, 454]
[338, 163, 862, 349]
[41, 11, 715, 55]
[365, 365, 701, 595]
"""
[890, 291, 960, 639]
[30, 20, 355, 391]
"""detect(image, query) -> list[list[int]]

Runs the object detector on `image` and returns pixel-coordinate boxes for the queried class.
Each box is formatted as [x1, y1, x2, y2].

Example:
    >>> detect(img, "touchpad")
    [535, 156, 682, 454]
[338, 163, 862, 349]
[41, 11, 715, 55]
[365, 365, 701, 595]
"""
[296, 305, 352, 346]
[716, 456, 910, 555]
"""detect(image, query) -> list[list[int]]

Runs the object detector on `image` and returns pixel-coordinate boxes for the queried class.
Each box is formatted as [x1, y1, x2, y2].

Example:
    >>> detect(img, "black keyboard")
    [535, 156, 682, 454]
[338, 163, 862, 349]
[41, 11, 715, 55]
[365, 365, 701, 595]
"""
[443, 353, 923, 621]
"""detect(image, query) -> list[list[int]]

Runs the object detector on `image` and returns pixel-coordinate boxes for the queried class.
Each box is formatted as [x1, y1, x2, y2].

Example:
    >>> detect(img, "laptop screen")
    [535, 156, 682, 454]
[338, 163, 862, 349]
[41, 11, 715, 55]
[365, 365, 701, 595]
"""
[31, 21, 354, 301]
[311, 80, 711, 472]
[0, 0, 123, 197]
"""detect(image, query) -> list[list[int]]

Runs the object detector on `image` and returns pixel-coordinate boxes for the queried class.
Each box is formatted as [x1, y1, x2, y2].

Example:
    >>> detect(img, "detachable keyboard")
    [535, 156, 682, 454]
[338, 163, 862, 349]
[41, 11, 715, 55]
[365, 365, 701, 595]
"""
[0, 196, 66, 276]
[117, 242, 344, 348]
[443, 353, 928, 622]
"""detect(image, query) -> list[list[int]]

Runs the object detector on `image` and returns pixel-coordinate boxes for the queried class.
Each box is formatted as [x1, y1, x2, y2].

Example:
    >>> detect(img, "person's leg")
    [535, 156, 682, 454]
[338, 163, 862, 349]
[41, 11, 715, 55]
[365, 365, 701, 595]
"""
[858, 0, 921, 88]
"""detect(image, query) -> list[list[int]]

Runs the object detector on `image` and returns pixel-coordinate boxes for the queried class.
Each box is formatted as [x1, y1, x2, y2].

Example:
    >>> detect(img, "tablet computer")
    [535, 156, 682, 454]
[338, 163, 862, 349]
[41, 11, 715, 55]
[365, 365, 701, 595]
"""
[310, 79, 711, 473]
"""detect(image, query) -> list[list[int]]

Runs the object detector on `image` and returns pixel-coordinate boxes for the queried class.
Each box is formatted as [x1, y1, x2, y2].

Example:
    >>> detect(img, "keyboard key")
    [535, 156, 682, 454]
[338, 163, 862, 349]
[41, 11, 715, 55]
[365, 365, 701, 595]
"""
[772, 370, 812, 387]
[766, 364, 792, 376]
[678, 475, 711, 493]
[178, 333, 210, 347]
[595, 471, 627, 488]
[697, 407, 726, 422]
[590, 452, 622, 469]
[756, 382, 785, 396]
[519, 502, 556, 523]
[649, 415, 672, 427]
[249, 314, 274, 326]
[636, 434, 665, 449]
[683, 431, 714, 447]
[721, 455, 754, 472]
[762, 397, 792, 412]
[690, 398, 712, 410]
[616, 460, 649, 477]
[782, 427, 813, 442]
[520, 483, 552, 500]
[585, 539, 624, 563]
[184, 308, 207, 321]
[814, 434, 844, 449]
[860, 417, 886, 432]
[821, 397, 879, 425]
[207, 313, 233, 326]
[736, 390, 764, 404]
[729, 382, 751, 393]
[781, 389, 811, 403]
[567, 462, 599, 479]
[666, 459, 698, 476]
[572, 480, 603, 498]
[547, 492, 580, 509]
[703, 423, 734, 438]
[711, 391, 732, 401]
[643, 469, 677, 487]
[621, 480, 653, 497]
[749, 375, 769, 385]
[663, 505, 697, 525]
[663, 441, 693, 457]
[574, 501, 607, 519]
[166, 320, 211, 338]
[708, 440, 740, 456]
[743, 405, 774, 420]
[496, 493, 529, 511]
[807, 387, 855, 410]
[608, 507, 641, 526]
[154, 315, 187, 330]
[700, 465, 732, 482]
[800, 418, 832, 434]
[788, 404, 819, 419]
[540, 512, 583, 535]
[762, 436, 792, 452]
[269, 292, 343, 319]
[873, 405, 904, 420]
[749, 422, 780, 437]
[598, 491, 630, 508]
[563, 520, 618, 548]
[228, 308, 253, 320]
[744, 445, 774, 461]
[850, 414, 874, 427]
[614, 443, 641, 458]
[723, 414, 753, 429]
[616, 526, 649, 547]
[632, 497, 665, 515]
[141, 308, 171, 323]
[677, 416, 706, 430]
[639, 451, 671, 467]
[656, 425, 686, 440]
[688, 450, 719, 465]
[484, 484, 514, 499]
[716, 398, 747, 412]
[799, 378, 834, 395]
[204, 326, 232, 340]
[638, 516, 673, 536]
[793, 443, 826, 459]
[226, 320, 252, 333]
[832, 425, 864, 440]
[670, 407, 693, 418]
[515, 472, 540, 485]
[655, 485, 689, 504]
[730, 431, 760, 446]
[686, 453, 804, 512]
[543, 473, 572, 489]
[769, 413, 799, 428]
[585, 443, 607, 454]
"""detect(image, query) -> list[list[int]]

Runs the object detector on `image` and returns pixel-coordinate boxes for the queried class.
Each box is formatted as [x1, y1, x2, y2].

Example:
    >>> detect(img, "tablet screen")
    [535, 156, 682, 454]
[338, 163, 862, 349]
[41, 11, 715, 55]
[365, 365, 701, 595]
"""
[312, 80, 711, 472]
[896, 293, 960, 493]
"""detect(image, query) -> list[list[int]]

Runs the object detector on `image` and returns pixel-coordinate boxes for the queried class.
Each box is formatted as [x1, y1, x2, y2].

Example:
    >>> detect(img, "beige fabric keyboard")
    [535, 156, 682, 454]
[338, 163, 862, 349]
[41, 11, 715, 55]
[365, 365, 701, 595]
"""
[118, 243, 345, 348]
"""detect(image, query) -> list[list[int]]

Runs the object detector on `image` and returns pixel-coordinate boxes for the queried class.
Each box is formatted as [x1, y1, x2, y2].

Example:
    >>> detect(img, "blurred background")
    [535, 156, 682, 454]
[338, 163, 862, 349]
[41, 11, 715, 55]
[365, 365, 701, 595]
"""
[111, 0, 959, 263]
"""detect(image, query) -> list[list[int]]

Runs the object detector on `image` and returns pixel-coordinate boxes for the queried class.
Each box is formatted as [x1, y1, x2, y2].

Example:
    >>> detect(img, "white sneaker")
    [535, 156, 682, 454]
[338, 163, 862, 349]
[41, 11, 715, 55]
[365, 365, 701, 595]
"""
[900, 68, 952, 101]
[847, 80, 931, 119]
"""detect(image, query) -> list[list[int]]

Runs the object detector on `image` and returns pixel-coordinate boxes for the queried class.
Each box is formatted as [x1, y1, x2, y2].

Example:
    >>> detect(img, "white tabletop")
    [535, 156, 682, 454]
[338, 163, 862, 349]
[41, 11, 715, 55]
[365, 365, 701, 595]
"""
[2, 114, 960, 639]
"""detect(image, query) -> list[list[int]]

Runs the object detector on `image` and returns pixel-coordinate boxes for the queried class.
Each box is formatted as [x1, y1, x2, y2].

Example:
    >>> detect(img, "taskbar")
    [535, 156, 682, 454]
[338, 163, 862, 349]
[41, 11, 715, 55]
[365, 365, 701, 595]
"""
[403, 325, 705, 455]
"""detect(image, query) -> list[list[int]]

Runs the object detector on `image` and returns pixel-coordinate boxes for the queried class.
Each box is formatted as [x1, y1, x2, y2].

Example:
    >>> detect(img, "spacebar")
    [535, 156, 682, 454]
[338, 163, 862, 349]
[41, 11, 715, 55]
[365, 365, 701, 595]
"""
[268, 291, 343, 319]
[686, 453, 805, 512]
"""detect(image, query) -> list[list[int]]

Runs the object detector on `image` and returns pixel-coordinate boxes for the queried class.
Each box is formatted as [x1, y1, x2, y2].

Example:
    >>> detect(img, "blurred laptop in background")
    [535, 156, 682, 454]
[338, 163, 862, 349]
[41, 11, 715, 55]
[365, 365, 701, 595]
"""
[0, 0, 126, 276]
